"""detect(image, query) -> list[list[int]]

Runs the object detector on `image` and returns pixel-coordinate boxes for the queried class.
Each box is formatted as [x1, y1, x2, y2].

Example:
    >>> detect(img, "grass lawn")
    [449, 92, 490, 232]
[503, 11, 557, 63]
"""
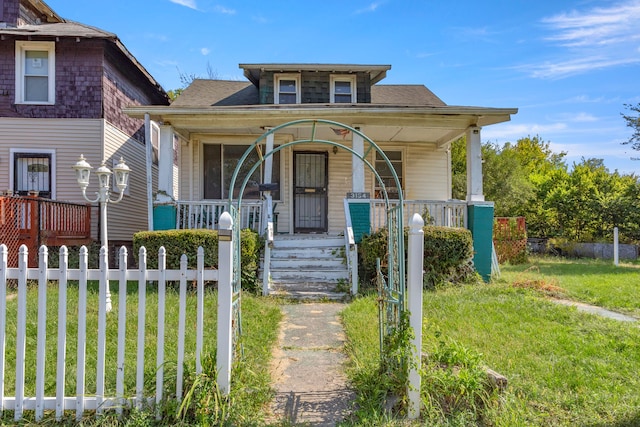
[342, 259, 640, 426]
[1, 283, 281, 426]
[500, 255, 640, 317]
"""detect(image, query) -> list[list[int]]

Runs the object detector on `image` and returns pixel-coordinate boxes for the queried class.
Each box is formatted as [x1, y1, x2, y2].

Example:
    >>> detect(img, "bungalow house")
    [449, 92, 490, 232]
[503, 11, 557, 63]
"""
[0, 0, 169, 258]
[124, 63, 517, 291]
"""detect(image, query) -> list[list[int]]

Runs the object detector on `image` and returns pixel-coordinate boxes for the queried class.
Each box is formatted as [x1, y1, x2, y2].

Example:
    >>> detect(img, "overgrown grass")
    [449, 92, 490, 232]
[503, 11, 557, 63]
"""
[342, 277, 640, 426]
[1, 282, 281, 425]
[500, 255, 640, 316]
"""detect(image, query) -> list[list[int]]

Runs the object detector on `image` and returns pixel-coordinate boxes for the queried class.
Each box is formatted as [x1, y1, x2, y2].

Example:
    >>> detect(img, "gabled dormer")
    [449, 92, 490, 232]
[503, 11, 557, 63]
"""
[239, 63, 391, 105]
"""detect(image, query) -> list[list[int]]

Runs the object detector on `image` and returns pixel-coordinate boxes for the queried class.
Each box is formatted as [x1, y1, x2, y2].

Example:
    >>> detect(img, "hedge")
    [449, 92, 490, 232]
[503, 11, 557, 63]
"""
[359, 226, 475, 290]
[133, 228, 262, 293]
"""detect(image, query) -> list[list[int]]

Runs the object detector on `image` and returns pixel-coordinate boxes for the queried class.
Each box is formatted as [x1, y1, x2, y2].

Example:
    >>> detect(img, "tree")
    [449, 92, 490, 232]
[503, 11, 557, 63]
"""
[622, 103, 640, 151]
[450, 138, 533, 217]
[167, 61, 219, 102]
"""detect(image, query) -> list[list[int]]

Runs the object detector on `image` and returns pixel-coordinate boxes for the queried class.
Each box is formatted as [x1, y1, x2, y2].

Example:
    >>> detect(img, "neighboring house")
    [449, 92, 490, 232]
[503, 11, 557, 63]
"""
[125, 63, 517, 282]
[0, 0, 169, 251]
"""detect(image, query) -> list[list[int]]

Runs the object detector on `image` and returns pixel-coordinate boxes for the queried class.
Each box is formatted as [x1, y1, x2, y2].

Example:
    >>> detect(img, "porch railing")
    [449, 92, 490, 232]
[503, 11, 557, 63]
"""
[0, 196, 91, 267]
[370, 199, 467, 232]
[176, 200, 262, 231]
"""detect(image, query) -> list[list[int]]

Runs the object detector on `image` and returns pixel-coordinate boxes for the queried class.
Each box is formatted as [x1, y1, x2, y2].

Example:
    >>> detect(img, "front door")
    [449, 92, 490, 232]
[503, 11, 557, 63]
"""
[294, 151, 328, 233]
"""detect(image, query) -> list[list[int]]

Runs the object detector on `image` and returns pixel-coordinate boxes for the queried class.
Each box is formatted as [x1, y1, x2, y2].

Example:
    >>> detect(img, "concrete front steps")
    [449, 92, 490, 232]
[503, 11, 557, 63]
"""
[263, 234, 350, 300]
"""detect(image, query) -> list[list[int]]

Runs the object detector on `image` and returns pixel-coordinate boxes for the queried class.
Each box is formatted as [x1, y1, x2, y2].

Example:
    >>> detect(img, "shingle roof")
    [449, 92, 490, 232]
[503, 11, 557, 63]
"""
[170, 80, 258, 106]
[171, 80, 446, 107]
[371, 85, 446, 106]
[0, 21, 115, 38]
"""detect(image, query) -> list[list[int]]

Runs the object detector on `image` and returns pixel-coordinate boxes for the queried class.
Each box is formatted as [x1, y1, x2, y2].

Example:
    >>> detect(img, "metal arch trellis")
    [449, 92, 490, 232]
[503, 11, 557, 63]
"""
[228, 204, 243, 357]
[225, 119, 405, 364]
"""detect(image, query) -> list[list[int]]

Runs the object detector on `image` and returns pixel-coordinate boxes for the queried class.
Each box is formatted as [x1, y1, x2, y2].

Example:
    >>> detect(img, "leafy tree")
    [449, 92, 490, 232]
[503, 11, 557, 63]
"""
[450, 138, 533, 217]
[621, 103, 640, 151]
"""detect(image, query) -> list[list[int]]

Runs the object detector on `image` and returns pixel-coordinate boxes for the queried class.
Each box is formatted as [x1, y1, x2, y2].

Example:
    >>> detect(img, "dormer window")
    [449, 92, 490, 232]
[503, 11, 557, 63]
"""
[331, 75, 357, 103]
[15, 41, 56, 104]
[275, 74, 300, 104]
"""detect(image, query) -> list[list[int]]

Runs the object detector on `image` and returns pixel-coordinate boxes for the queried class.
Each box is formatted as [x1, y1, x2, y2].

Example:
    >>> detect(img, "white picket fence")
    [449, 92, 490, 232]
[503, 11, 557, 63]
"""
[0, 243, 219, 422]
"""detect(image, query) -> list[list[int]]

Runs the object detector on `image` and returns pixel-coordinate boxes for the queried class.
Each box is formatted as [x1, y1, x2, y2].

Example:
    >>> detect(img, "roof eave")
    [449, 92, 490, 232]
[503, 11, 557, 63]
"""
[124, 104, 518, 121]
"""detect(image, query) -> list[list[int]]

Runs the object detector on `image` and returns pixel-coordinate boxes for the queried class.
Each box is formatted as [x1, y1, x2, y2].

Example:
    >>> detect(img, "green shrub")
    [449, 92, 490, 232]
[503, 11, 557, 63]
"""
[132, 229, 263, 293]
[422, 226, 475, 287]
[358, 226, 475, 290]
[134, 229, 219, 269]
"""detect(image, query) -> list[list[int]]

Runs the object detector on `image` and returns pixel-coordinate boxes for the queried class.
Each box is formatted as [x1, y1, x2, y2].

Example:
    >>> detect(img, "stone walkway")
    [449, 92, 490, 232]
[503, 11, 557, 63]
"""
[550, 298, 638, 322]
[269, 303, 355, 426]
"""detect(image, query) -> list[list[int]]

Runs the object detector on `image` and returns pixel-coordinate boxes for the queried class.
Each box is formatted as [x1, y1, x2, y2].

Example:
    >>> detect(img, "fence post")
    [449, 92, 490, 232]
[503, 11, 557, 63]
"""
[407, 213, 424, 419]
[217, 211, 234, 395]
[614, 227, 619, 266]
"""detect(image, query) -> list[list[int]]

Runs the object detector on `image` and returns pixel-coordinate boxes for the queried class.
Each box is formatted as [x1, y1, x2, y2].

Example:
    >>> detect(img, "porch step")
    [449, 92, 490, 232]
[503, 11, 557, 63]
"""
[262, 234, 350, 300]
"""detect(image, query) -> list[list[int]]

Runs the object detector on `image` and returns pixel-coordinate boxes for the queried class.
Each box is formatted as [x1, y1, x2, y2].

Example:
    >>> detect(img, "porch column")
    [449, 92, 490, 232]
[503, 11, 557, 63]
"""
[264, 129, 274, 186]
[465, 125, 493, 282]
[352, 126, 364, 192]
[262, 129, 275, 234]
[158, 125, 175, 199]
[466, 125, 484, 202]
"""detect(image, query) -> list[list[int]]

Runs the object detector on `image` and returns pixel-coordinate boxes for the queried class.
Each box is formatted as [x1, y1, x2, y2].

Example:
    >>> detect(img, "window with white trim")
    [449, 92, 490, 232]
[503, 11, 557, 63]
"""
[274, 74, 300, 104]
[374, 150, 403, 200]
[330, 75, 357, 103]
[10, 149, 56, 198]
[15, 41, 55, 104]
[203, 144, 281, 200]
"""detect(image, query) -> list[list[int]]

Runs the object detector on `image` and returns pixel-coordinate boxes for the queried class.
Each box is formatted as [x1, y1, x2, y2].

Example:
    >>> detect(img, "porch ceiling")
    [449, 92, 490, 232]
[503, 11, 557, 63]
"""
[124, 105, 517, 148]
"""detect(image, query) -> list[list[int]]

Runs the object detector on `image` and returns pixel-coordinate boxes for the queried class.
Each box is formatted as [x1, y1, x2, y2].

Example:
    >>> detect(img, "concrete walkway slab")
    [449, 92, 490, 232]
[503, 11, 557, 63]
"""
[550, 298, 638, 322]
[269, 303, 355, 426]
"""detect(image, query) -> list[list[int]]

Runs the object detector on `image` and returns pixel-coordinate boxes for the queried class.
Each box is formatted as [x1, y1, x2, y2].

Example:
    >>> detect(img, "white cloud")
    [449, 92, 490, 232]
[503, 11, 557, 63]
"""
[201, 47, 210, 56]
[355, 1, 384, 14]
[214, 5, 236, 15]
[543, 1, 640, 47]
[529, 0, 640, 79]
[169, 0, 197, 10]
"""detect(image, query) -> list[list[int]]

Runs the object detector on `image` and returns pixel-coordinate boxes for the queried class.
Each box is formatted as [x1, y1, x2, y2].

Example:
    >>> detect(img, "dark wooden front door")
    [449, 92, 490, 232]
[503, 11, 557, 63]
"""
[293, 151, 328, 233]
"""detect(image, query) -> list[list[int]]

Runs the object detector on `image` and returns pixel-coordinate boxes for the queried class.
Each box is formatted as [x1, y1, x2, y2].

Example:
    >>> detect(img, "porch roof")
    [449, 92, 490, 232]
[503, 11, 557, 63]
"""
[124, 102, 517, 148]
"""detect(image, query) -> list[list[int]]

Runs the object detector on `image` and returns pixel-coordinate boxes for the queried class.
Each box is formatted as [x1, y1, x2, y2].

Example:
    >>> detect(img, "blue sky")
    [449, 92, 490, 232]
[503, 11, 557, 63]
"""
[52, 0, 640, 174]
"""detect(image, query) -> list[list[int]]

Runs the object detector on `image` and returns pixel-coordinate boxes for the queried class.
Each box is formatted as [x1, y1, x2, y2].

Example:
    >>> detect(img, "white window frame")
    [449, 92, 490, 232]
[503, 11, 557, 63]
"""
[201, 142, 283, 201]
[15, 41, 56, 105]
[274, 73, 301, 104]
[373, 149, 404, 200]
[330, 75, 357, 104]
[9, 148, 56, 199]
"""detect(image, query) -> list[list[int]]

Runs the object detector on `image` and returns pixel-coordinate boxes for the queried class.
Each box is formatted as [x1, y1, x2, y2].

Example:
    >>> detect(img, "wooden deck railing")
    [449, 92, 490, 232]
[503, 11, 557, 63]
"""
[0, 196, 92, 267]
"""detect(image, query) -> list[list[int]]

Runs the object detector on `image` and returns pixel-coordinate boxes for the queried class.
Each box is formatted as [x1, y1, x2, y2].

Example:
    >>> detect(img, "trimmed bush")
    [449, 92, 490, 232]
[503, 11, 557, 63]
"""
[359, 226, 475, 290]
[134, 229, 218, 269]
[133, 229, 263, 293]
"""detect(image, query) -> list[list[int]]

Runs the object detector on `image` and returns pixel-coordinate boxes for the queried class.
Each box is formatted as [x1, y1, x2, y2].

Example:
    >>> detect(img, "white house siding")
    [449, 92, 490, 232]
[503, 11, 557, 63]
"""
[326, 141, 449, 234]
[0, 117, 104, 238]
[103, 121, 158, 241]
